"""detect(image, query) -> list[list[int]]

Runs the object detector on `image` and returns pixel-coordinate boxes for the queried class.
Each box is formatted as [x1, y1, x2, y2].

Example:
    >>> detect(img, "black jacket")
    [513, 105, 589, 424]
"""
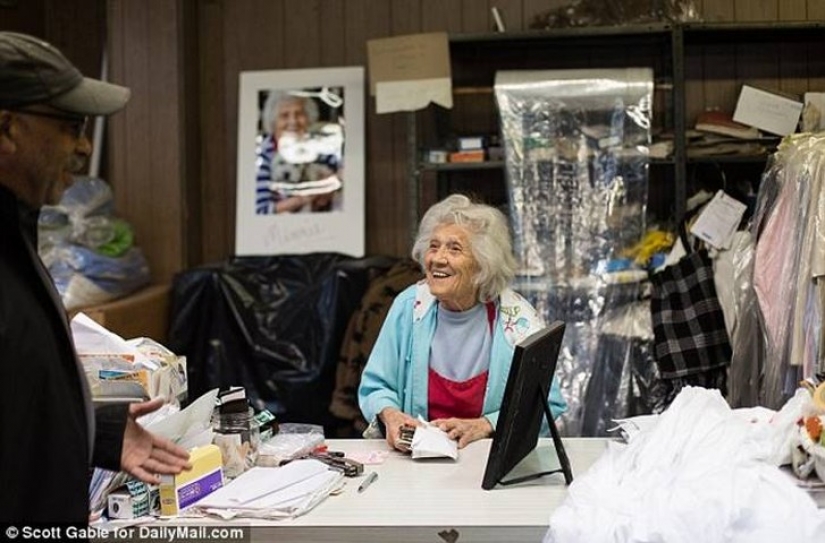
[0, 184, 128, 523]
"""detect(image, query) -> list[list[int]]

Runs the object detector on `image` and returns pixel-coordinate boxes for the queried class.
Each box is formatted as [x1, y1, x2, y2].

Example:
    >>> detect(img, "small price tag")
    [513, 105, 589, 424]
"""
[689, 190, 747, 250]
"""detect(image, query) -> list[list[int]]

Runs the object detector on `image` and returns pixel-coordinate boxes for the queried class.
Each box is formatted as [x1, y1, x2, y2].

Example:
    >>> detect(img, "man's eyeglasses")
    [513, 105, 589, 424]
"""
[11, 109, 89, 139]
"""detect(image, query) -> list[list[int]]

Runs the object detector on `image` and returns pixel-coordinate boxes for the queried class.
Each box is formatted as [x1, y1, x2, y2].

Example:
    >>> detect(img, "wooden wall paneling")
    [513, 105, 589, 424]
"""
[142, 2, 186, 283]
[735, 38, 779, 98]
[345, 0, 399, 256]
[807, 29, 825, 96]
[107, 0, 127, 213]
[320, 0, 346, 67]
[180, 0, 202, 267]
[390, 0, 422, 36]
[733, 0, 777, 21]
[226, 0, 285, 71]
[490, 0, 522, 31]
[684, 46, 705, 128]
[218, 0, 285, 261]
[780, 0, 807, 20]
[421, 0, 462, 33]
[809, 0, 825, 20]
[703, 0, 734, 21]
[109, 1, 154, 273]
[779, 41, 811, 97]
[155, 2, 186, 279]
[809, 0, 825, 96]
[390, 0, 422, 253]
[0, 0, 44, 35]
[44, 0, 106, 85]
[198, 0, 231, 264]
[702, 44, 738, 114]
[461, 0, 490, 33]
[107, 0, 186, 284]
[284, 0, 321, 68]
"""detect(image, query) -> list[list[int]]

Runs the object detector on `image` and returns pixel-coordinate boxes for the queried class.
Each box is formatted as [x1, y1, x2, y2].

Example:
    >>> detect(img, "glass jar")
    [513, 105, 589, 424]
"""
[211, 407, 260, 479]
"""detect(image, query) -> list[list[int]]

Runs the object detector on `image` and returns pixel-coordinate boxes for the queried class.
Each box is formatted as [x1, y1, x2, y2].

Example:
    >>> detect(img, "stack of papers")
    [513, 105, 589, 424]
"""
[190, 459, 343, 520]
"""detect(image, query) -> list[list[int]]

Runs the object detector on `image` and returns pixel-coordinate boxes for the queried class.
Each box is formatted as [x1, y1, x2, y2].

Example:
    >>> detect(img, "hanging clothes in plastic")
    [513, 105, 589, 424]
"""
[495, 68, 653, 435]
[731, 134, 825, 408]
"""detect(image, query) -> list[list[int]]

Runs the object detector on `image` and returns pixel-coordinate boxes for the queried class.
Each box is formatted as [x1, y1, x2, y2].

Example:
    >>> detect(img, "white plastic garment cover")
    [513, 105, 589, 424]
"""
[495, 68, 653, 435]
[545, 387, 825, 543]
[738, 133, 825, 408]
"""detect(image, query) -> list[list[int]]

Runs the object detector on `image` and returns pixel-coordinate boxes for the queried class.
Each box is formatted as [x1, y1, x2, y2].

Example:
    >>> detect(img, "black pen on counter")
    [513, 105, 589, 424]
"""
[358, 471, 378, 493]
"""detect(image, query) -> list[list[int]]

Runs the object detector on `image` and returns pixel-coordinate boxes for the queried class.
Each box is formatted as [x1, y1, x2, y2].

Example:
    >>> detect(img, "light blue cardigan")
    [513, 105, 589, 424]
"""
[358, 281, 567, 433]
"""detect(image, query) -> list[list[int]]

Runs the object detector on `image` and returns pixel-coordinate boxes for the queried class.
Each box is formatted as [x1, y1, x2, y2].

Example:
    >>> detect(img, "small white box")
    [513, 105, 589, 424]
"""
[107, 487, 156, 519]
[733, 85, 803, 136]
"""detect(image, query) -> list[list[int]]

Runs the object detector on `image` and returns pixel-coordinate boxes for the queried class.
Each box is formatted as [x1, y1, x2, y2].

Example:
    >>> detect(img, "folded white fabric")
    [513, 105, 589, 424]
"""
[546, 386, 825, 543]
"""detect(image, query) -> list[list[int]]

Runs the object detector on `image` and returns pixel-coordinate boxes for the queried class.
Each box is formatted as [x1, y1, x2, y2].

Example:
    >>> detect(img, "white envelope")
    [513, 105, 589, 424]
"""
[411, 422, 458, 460]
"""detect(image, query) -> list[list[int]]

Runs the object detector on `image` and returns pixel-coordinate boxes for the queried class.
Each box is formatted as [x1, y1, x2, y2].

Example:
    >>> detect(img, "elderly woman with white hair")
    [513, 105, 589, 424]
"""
[359, 194, 567, 451]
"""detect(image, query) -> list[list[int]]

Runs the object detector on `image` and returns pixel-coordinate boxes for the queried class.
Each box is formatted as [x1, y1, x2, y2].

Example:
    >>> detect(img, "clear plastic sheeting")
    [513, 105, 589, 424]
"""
[38, 177, 151, 310]
[496, 68, 654, 436]
[580, 301, 657, 436]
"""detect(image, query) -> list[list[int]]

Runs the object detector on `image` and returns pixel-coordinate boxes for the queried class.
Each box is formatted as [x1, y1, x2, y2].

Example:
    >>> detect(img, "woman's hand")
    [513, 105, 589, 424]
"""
[379, 407, 421, 452]
[431, 417, 493, 449]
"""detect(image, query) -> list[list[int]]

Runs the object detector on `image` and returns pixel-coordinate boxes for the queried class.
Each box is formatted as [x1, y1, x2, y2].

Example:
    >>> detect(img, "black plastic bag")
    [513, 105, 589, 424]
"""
[168, 253, 396, 433]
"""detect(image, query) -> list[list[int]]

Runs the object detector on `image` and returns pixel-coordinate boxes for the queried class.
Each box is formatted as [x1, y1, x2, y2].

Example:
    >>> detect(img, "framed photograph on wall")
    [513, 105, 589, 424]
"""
[235, 67, 365, 256]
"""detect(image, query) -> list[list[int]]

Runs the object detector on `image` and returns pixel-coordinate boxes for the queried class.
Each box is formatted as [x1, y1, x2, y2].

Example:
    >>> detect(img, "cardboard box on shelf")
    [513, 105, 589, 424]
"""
[449, 149, 485, 163]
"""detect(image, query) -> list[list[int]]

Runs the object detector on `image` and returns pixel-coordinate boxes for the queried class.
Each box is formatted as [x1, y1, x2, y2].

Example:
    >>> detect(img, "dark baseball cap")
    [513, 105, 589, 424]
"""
[0, 31, 130, 115]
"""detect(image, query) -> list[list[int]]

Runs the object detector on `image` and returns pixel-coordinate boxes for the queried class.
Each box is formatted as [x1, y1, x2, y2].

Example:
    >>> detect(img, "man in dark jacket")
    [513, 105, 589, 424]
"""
[0, 32, 190, 524]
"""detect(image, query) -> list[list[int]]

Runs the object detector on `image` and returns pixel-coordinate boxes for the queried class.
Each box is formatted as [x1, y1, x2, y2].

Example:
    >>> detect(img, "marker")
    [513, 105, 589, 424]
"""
[357, 471, 378, 493]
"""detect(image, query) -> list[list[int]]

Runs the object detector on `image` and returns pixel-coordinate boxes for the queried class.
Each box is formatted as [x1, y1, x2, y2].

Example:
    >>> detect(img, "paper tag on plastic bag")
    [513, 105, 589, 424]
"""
[689, 190, 747, 250]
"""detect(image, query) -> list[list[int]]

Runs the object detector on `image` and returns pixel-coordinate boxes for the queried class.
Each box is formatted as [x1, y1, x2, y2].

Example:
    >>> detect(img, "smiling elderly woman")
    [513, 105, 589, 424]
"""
[358, 194, 567, 451]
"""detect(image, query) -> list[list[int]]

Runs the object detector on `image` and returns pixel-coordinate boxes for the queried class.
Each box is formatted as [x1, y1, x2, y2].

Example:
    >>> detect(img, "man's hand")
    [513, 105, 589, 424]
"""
[379, 407, 421, 452]
[431, 417, 493, 449]
[121, 398, 191, 485]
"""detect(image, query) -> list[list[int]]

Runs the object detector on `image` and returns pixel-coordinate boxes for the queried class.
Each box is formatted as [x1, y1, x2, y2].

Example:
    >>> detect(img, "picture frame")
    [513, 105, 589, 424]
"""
[235, 66, 365, 256]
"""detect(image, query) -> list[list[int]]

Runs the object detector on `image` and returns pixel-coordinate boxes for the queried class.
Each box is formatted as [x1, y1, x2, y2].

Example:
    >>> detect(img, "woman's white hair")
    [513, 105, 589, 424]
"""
[261, 90, 319, 133]
[411, 194, 517, 302]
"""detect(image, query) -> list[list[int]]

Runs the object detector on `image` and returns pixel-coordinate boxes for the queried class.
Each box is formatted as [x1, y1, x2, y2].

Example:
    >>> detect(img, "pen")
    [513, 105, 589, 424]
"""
[357, 471, 378, 493]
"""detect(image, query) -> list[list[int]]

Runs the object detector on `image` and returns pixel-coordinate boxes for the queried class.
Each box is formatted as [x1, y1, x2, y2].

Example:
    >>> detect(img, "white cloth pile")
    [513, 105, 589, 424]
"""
[545, 387, 825, 543]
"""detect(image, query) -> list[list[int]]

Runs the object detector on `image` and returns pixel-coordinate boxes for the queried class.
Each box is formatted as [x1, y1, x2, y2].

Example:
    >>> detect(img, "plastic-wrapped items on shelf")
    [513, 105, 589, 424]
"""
[496, 68, 654, 436]
[38, 176, 151, 310]
[530, 0, 701, 29]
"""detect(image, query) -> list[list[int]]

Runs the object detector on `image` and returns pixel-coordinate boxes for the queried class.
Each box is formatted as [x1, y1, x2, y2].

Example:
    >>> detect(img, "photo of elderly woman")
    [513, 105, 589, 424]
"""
[254, 87, 345, 214]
